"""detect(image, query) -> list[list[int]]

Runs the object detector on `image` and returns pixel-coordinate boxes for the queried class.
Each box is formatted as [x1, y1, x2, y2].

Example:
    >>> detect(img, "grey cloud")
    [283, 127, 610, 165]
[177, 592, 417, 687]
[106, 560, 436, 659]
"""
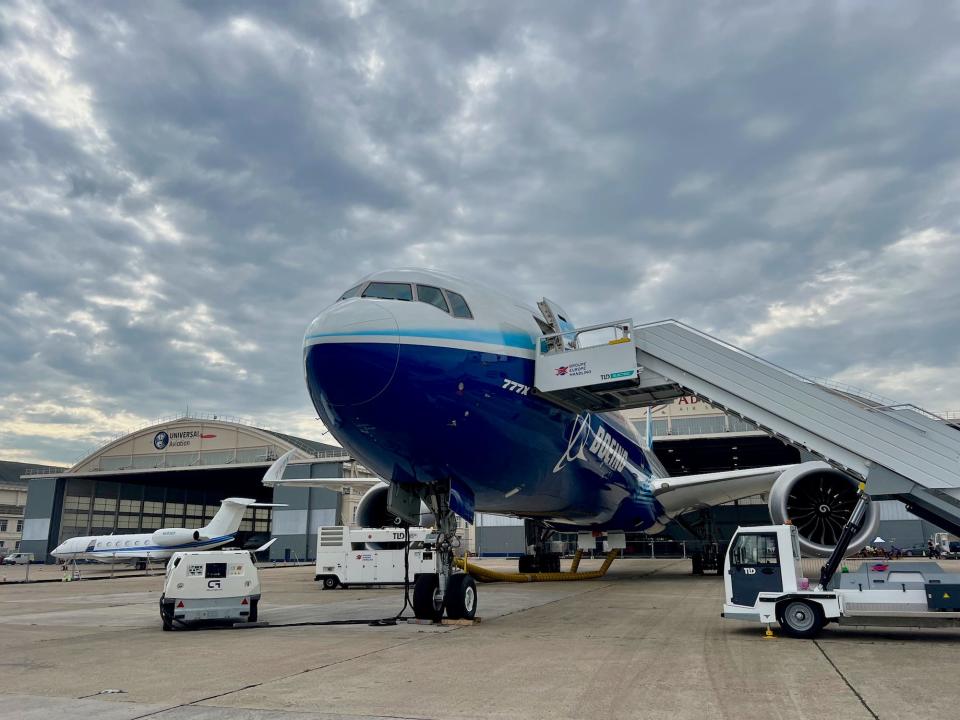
[2, 0, 960, 463]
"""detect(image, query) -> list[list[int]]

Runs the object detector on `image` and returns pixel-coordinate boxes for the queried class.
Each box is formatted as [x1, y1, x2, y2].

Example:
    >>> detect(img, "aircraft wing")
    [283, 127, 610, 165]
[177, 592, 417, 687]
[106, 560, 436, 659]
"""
[650, 464, 795, 517]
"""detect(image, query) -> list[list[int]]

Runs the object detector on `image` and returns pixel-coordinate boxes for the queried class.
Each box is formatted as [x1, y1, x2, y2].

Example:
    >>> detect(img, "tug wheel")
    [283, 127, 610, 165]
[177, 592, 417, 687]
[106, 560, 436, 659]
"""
[778, 600, 824, 639]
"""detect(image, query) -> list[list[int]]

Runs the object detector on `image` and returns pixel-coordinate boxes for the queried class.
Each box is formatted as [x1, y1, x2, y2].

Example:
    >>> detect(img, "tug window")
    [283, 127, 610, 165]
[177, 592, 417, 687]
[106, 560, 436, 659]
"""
[446, 290, 473, 319]
[362, 282, 414, 301]
[416, 285, 449, 313]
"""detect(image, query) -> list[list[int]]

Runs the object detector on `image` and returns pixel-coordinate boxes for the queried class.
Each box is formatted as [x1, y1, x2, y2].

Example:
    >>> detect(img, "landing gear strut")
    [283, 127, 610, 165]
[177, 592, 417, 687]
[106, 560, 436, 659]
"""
[675, 510, 723, 576]
[412, 481, 477, 621]
[518, 519, 561, 573]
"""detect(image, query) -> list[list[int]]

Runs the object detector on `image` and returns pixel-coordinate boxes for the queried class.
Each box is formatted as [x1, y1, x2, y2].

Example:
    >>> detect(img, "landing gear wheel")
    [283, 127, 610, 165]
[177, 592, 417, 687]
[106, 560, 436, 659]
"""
[778, 600, 823, 639]
[248, 598, 258, 623]
[691, 552, 704, 575]
[413, 574, 443, 621]
[322, 576, 339, 590]
[444, 574, 478, 620]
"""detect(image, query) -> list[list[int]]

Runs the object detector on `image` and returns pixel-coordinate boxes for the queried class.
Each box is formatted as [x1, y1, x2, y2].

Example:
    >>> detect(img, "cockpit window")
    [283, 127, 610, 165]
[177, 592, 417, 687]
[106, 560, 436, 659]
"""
[416, 285, 449, 313]
[338, 284, 364, 301]
[446, 290, 473, 319]
[362, 282, 413, 301]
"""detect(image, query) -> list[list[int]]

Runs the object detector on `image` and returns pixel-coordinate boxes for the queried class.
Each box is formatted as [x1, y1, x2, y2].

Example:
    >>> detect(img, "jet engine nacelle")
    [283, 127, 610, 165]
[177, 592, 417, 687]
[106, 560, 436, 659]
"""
[767, 462, 880, 558]
[151, 528, 204, 547]
[355, 484, 434, 549]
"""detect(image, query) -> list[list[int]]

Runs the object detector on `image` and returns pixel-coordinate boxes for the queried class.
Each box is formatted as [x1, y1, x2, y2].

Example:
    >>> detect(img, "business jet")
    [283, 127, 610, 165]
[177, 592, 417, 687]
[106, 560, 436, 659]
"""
[52, 452, 292, 567]
[299, 269, 878, 620]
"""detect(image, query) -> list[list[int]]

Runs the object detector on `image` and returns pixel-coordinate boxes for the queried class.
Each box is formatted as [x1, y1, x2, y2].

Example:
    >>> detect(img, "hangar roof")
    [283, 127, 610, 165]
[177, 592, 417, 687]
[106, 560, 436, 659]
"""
[62, 414, 347, 476]
[1, 460, 65, 486]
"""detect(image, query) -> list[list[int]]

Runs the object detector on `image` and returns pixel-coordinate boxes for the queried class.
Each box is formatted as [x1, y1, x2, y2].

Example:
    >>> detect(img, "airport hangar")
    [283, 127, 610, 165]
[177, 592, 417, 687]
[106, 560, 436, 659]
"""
[19, 414, 377, 564]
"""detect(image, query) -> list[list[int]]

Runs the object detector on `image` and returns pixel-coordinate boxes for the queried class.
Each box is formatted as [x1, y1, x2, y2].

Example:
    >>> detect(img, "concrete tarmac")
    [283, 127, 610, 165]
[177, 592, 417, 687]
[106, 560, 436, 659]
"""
[1, 557, 959, 720]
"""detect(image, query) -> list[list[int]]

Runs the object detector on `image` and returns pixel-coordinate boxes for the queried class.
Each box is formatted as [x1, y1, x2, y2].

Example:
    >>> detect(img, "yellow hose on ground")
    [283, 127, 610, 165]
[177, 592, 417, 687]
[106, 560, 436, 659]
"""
[569, 549, 583, 572]
[454, 549, 619, 583]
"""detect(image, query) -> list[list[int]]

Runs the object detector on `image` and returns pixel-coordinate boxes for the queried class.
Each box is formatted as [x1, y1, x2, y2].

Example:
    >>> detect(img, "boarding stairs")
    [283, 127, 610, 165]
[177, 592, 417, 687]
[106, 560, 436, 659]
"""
[532, 318, 960, 535]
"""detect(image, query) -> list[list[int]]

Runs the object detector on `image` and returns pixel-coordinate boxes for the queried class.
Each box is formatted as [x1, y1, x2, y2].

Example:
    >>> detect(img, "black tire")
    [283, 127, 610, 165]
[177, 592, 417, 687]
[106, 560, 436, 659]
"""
[248, 598, 258, 623]
[322, 576, 339, 590]
[778, 600, 824, 639]
[691, 553, 704, 575]
[160, 596, 174, 631]
[413, 574, 443, 621]
[444, 574, 478, 620]
[518, 555, 535, 573]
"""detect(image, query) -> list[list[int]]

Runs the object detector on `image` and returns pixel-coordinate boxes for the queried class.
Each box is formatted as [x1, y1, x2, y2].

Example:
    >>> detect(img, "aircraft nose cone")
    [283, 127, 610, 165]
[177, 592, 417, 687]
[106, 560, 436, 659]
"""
[304, 300, 400, 406]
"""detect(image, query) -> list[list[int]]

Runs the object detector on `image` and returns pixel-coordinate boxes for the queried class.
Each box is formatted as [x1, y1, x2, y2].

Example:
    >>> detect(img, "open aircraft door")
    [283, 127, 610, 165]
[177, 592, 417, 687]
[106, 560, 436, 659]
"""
[537, 298, 577, 350]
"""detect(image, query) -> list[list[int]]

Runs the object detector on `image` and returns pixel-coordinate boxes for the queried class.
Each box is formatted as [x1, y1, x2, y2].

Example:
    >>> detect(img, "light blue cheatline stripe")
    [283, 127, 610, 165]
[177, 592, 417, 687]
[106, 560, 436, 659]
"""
[85, 534, 234, 554]
[305, 327, 537, 351]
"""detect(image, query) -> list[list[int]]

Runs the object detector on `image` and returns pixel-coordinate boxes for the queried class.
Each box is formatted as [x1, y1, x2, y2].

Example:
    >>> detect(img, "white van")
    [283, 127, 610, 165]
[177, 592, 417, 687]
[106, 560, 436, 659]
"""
[160, 542, 272, 630]
[2, 552, 34, 565]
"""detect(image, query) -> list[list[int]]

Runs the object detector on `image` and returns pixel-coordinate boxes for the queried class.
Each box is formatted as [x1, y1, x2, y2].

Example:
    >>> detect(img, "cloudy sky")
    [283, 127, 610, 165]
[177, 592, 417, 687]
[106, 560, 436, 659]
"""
[2, 1, 959, 466]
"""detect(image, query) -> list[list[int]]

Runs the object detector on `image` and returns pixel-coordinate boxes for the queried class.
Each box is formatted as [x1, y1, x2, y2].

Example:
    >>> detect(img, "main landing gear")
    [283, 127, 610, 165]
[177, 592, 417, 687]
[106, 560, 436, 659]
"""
[518, 519, 561, 573]
[412, 482, 478, 621]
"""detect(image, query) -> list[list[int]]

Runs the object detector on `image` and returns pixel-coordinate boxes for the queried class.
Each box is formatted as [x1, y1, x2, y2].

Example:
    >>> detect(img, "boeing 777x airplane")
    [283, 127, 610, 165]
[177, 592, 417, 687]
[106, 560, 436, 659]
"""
[299, 269, 877, 620]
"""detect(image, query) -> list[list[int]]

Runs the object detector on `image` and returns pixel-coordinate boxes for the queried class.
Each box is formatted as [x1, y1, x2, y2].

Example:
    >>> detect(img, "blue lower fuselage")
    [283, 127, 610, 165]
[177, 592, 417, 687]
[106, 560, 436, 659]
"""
[304, 339, 665, 532]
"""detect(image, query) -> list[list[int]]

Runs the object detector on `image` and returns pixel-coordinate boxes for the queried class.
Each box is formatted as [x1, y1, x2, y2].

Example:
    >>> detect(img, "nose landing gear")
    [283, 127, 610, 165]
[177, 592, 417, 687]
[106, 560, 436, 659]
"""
[412, 481, 478, 622]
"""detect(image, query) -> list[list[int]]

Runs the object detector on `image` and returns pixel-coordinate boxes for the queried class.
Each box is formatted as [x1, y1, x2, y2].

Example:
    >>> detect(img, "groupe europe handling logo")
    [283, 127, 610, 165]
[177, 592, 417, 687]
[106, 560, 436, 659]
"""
[555, 361, 590, 377]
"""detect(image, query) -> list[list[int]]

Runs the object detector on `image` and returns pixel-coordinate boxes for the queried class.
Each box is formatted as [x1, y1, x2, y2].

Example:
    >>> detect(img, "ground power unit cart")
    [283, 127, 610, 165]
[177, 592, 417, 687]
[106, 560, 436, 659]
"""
[315, 526, 433, 589]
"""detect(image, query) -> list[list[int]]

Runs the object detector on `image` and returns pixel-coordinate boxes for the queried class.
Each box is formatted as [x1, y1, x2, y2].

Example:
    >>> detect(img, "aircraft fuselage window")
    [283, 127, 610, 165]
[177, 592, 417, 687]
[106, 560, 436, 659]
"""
[445, 290, 473, 319]
[362, 282, 413, 301]
[338, 284, 364, 301]
[416, 284, 449, 313]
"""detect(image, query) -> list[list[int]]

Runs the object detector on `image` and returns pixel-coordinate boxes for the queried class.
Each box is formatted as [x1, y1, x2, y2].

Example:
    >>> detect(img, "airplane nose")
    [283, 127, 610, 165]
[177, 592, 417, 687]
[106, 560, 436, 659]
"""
[304, 300, 400, 406]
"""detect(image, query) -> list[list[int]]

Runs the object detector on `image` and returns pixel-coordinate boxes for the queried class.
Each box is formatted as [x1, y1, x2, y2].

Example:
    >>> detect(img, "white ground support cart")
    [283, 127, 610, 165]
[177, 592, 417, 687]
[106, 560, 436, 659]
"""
[721, 524, 960, 638]
[315, 526, 433, 589]
[159, 540, 274, 630]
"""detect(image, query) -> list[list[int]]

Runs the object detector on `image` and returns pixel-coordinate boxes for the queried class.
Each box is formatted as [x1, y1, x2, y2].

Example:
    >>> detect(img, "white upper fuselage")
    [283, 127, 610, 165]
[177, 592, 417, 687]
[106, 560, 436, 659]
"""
[50, 531, 235, 563]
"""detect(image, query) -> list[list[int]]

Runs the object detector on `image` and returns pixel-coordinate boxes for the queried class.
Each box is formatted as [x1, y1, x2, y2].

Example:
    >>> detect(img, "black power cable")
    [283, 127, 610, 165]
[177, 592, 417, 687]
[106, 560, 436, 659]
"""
[266, 525, 415, 628]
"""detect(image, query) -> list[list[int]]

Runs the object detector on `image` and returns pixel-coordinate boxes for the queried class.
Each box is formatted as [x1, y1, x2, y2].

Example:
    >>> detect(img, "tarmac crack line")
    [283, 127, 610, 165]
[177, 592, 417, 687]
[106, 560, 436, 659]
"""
[813, 639, 880, 720]
[125, 634, 435, 720]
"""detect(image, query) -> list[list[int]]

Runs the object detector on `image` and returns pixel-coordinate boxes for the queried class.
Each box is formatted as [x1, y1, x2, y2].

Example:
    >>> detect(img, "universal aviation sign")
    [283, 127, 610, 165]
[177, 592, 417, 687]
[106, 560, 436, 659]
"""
[152, 428, 216, 451]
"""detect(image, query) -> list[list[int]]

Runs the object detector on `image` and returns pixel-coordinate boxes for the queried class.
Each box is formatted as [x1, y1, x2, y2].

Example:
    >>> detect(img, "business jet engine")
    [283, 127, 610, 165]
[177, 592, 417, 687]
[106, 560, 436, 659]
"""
[767, 462, 879, 558]
[151, 528, 206, 547]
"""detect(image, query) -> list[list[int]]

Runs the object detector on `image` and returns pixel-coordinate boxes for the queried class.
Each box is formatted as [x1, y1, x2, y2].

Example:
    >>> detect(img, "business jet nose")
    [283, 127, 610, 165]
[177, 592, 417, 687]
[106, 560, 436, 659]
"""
[304, 299, 400, 406]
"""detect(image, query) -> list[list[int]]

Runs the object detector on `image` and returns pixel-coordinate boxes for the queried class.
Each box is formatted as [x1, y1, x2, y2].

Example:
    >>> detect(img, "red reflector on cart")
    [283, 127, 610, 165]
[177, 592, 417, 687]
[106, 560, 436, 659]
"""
[177, 600, 184, 608]
[241, 597, 249, 605]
